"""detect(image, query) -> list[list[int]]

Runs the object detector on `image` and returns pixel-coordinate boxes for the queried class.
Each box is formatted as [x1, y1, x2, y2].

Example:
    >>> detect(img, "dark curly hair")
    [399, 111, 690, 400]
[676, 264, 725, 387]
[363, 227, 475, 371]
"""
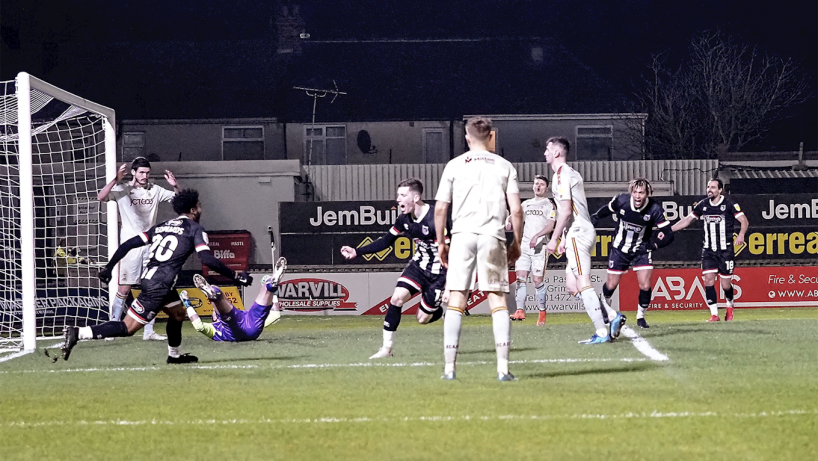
[172, 188, 199, 215]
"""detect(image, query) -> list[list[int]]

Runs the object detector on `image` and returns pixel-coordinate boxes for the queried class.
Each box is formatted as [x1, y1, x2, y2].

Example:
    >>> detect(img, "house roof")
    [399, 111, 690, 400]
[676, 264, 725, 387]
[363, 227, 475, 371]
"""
[729, 167, 818, 179]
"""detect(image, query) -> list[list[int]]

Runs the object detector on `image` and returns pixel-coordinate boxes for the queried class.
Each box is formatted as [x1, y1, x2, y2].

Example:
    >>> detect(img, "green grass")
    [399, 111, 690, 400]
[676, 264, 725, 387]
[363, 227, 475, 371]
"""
[2, 309, 816, 461]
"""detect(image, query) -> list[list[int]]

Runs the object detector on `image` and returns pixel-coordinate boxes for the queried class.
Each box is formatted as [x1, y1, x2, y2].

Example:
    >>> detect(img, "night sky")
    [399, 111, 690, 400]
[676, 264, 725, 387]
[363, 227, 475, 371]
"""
[2, 0, 816, 150]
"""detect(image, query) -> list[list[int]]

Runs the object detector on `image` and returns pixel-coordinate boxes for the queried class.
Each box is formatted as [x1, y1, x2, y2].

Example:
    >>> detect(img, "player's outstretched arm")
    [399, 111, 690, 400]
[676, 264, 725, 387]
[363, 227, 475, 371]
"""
[164, 170, 181, 194]
[735, 213, 749, 247]
[97, 164, 127, 201]
[671, 213, 696, 233]
[343, 232, 399, 259]
[506, 192, 523, 263]
[590, 203, 613, 227]
[198, 250, 253, 286]
[98, 234, 148, 283]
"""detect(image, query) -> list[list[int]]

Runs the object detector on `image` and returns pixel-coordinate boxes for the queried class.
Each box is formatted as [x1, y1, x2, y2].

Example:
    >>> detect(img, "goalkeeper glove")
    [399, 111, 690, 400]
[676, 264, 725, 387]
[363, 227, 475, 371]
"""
[98, 267, 112, 284]
[235, 271, 253, 286]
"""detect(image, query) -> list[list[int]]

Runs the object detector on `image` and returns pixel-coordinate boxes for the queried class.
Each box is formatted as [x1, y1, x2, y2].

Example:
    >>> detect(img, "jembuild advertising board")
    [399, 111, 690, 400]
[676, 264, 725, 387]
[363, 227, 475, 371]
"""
[280, 194, 818, 265]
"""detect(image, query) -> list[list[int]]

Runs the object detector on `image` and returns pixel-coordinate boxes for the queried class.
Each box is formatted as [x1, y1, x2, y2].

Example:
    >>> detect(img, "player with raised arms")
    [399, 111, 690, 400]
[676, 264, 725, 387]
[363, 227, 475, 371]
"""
[97, 157, 179, 341]
[340, 178, 450, 359]
[60, 189, 253, 363]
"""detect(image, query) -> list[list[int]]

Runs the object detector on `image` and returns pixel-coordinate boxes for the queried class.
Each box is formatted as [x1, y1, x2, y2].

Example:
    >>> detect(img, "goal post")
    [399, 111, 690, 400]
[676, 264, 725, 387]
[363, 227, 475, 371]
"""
[1, 72, 117, 352]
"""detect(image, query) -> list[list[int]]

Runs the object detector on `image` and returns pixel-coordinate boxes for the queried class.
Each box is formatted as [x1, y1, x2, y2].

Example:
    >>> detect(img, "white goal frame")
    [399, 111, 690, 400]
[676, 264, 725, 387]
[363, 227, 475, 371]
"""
[13, 72, 117, 351]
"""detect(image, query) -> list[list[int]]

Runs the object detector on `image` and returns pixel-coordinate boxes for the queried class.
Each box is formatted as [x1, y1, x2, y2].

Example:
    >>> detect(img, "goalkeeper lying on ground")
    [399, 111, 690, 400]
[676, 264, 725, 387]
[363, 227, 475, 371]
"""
[182, 257, 287, 342]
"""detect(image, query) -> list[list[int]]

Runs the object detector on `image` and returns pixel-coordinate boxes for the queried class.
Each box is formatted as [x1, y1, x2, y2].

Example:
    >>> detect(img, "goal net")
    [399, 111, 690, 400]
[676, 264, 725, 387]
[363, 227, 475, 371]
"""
[0, 73, 117, 352]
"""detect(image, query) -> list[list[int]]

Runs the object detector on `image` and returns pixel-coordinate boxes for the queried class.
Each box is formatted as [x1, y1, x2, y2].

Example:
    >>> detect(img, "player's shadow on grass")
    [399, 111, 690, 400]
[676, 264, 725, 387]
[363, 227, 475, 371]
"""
[525, 361, 657, 379]
[200, 355, 304, 364]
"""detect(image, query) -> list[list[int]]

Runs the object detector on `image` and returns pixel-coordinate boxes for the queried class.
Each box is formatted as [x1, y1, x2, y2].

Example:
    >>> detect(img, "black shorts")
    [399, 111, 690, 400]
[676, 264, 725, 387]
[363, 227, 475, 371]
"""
[701, 248, 735, 276]
[129, 278, 181, 324]
[396, 262, 446, 314]
[607, 247, 653, 274]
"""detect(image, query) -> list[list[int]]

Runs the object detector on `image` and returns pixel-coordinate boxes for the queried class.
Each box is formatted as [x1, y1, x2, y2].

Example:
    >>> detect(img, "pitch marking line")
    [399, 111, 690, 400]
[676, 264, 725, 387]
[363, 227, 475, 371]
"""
[0, 349, 35, 364]
[5, 409, 815, 428]
[0, 357, 649, 375]
[620, 325, 669, 361]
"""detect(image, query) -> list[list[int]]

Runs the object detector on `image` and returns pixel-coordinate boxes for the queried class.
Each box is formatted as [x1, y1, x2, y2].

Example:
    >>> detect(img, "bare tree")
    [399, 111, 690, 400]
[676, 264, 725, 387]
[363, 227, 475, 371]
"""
[630, 31, 811, 159]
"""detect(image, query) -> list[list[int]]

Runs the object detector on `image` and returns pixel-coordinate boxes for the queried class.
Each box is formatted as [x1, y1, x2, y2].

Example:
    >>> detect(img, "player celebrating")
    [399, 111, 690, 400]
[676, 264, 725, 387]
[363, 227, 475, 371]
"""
[340, 178, 449, 359]
[97, 157, 179, 341]
[591, 178, 673, 331]
[671, 178, 749, 322]
[60, 189, 253, 363]
[544, 136, 614, 344]
[182, 257, 287, 342]
[435, 116, 523, 381]
[507, 174, 556, 326]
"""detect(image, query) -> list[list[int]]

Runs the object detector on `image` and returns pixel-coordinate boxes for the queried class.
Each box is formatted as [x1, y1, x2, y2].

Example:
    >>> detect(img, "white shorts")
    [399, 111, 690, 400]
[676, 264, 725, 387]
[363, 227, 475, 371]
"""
[515, 247, 547, 277]
[118, 245, 149, 286]
[564, 228, 596, 278]
[446, 233, 510, 293]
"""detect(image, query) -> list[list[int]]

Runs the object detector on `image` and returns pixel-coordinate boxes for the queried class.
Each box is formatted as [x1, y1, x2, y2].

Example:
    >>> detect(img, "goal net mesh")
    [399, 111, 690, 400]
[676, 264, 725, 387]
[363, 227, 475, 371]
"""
[0, 77, 112, 351]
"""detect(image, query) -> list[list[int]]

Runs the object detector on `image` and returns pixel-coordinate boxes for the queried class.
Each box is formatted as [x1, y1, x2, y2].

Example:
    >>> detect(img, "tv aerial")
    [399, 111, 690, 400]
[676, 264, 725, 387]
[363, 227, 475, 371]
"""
[292, 80, 347, 200]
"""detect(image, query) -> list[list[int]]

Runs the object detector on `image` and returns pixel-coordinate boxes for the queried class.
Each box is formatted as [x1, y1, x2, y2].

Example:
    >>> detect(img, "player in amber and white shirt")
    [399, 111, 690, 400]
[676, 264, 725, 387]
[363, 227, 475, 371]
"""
[507, 174, 556, 326]
[97, 157, 179, 341]
[435, 116, 522, 381]
[544, 136, 619, 345]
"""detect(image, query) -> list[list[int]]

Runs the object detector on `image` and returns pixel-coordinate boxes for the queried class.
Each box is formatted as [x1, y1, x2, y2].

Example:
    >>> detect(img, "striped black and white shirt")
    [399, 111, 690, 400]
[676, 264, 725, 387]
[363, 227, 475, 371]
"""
[606, 194, 670, 254]
[691, 196, 745, 252]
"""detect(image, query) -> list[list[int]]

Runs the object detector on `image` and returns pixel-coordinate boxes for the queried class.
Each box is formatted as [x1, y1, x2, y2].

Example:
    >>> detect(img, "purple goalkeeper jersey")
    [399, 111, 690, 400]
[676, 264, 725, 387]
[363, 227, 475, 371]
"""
[211, 302, 273, 342]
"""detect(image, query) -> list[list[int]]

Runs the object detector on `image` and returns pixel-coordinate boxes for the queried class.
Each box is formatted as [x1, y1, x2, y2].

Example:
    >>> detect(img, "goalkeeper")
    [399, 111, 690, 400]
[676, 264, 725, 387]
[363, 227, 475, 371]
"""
[182, 257, 287, 342]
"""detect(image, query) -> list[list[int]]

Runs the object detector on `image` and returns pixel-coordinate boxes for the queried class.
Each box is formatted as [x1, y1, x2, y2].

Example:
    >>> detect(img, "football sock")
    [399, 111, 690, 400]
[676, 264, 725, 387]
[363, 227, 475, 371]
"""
[443, 307, 464, 374]
[166, 318, 182, 348]
[110, 292, 127, 321]
[535, 282, 547, 311]
[638, 289, 651, 319]
[186, 304, 216, 339]
[383, 304, 402, 332]
[429, 306, 444, 323]
[514, 281, 527, 311]
[491, 307, 511, 375]
[168, 346, 180, 358]
[382, 330, 395, 351]
[705, 285, 719, 315]
[600, 283, 618, 319]
[724, 286, 734, 307]
[579, 286, 608, 336]
[88, 321, 128, 339]
[142, 319, 156, 338]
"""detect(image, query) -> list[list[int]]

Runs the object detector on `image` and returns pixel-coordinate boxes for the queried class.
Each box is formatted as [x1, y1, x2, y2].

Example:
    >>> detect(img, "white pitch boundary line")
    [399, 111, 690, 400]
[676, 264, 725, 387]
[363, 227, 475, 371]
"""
[4, 409, 815, 428]
[620, 325, 669, 361]
[0, 357, 649, 375]
[0, 349, 35, 364]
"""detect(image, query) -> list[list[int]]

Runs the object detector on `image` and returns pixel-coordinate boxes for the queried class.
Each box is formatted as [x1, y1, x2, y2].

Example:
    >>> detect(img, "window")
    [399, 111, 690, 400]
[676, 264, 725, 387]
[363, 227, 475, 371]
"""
[122, 132, 145, 162]
[223, 126, 264, 160]
[422, 129, 445, 163]
[304, 125, 346, 165]
[576, 125, 613, 160]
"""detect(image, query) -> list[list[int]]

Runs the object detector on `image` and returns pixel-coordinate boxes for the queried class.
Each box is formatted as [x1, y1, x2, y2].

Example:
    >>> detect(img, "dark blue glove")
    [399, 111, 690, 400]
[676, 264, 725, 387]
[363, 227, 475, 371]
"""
[235, 271, 253, 286]
[98, 267, 112, 284]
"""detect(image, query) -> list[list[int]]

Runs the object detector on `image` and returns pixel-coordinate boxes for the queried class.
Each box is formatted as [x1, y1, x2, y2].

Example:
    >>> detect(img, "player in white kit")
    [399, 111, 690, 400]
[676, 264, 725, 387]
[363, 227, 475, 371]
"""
[544, 137, 620, 344]
[507, 174, 556, 326]
[97, 157, 180, 341]
[435, 116, 523, 381]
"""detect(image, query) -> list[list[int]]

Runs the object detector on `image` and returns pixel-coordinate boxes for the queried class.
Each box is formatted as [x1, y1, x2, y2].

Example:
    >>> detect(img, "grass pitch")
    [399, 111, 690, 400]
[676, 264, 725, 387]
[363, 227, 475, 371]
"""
[1, 309, 816, 461]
